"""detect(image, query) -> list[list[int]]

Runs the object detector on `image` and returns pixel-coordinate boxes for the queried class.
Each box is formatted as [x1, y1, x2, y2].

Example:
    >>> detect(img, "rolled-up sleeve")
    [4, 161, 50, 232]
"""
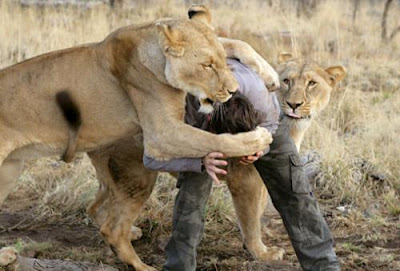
[143, 155, 203, 173]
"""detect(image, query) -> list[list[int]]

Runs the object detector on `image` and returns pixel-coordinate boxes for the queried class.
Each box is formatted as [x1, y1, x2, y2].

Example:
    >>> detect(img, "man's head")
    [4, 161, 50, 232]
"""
[208, 92, 262, 134]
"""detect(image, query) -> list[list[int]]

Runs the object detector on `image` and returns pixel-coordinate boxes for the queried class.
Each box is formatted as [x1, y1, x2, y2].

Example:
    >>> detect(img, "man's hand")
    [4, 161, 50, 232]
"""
[239, 150, 264, 166]
[203, 152, 228, 184]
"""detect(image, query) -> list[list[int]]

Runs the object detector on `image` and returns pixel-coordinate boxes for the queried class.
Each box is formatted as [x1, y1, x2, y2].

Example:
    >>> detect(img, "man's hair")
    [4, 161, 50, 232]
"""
[208, 92, 262, 134]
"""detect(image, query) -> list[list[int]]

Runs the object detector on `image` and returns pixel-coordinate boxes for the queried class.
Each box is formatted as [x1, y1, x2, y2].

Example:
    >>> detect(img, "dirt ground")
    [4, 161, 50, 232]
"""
[0, 1, 399, 270]
[1, 188, 398, 271]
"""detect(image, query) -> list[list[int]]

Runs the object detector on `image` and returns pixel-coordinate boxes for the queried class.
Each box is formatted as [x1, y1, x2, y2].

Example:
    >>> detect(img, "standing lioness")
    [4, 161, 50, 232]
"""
[0, 17, 272, 271]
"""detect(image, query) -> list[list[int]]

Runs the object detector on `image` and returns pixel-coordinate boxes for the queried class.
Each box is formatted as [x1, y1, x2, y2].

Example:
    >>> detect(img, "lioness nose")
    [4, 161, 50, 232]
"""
[228, 88, 237, 95]
[287, 101, 303, 110]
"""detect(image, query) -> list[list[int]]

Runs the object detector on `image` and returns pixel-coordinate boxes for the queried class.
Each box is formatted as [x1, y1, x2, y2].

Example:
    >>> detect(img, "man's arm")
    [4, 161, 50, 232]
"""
[143, 155, 203, 173]
[143, 153, 228, 184]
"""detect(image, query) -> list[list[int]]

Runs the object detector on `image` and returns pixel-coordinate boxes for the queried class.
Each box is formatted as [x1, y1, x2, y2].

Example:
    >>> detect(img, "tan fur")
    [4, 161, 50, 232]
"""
[183, 10, 345, 261]
[63, 127, 80, 163]
[181, 5, 283, 261]
[187, 4, 279, 92]
[85, 8, 346, 267]
[218, 49, 346, 262]
[188, 4, 213, 28]
[0, 18, 275, 271]
[0, 247, 18, 271]
[55, 91, 82, 163]
[219, 37, 280, 92]
[276, 54, 346, 151]
[84, 10, 345, 268]
[214, 56, 346, 261]
[226, 162, 285, 261]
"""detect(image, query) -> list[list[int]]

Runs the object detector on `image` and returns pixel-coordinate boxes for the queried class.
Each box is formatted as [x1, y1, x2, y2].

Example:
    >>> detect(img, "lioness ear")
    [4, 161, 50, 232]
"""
[278, 52, 293, 63]
[156, 22, 185, 57]
[325, 66, 346, 86]
[188, 4, 213, 28]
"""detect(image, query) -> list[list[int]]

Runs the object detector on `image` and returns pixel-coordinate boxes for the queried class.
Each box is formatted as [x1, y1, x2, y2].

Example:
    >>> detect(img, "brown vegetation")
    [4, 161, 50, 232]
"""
[0, 0, 399, 270]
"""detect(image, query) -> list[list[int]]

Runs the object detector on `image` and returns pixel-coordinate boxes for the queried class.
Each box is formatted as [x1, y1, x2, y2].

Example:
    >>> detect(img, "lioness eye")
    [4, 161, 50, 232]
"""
[283, 78, 290, 86]
[202, 63, 213, 69]
[308, 80, 317, 87]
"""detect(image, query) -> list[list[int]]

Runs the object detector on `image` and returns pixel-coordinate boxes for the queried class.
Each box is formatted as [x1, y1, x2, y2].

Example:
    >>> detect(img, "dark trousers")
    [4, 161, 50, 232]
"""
[164, 122, 340, 271]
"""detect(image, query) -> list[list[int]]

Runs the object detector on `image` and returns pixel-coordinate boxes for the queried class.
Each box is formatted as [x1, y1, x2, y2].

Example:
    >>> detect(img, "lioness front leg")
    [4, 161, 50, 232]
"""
[227, 163, 285, 261]
[127, 86, 272, 160]
[145, 125, 272, 161]
[219, 37, 280, 91]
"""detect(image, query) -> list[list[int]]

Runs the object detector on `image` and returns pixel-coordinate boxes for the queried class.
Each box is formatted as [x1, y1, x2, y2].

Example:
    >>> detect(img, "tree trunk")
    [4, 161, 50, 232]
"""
[296, 0, 318, 18]
[381, 0, 393, 40]
[352, 0, 361, 23]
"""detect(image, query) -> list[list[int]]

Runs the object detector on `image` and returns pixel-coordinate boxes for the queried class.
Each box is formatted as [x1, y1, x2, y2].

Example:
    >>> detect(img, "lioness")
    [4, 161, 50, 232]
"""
[86, 6, 346, 269]
[189, 4, 346, 152]
[87, 6, 346, 268]
[224, 54, 346, 261]
[148, 5, 347, 265]
[0, 16, 274, 271]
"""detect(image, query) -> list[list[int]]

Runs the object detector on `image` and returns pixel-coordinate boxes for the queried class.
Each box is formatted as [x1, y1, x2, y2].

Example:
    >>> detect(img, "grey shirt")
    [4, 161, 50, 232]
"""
[143, 58, 280, 173]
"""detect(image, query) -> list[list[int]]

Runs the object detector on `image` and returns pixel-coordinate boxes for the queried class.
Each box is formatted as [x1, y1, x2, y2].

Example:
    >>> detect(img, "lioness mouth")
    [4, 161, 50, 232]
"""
[285, 113, 311, 120]
[286, 112, 301, 119]
[205, 98, 214, 104]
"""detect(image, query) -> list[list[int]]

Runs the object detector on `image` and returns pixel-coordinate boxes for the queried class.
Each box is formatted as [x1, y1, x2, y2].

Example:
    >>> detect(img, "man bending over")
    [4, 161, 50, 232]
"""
[144, 58, 340, 271]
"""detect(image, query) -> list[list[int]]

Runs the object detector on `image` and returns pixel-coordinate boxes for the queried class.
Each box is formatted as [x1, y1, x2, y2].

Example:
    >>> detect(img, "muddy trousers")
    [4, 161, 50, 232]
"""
[163, 171, 212, 271]
[163, 123, 340, 271]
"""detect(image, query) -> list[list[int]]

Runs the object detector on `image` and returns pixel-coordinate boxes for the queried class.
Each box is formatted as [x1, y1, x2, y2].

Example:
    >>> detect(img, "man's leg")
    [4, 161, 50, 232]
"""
[254, 122, 340, 271]
[164, 171, 212, 271]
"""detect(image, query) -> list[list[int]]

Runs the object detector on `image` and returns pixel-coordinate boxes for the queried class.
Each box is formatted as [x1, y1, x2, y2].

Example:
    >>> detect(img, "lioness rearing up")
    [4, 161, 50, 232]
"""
[0, 16, 272, 271]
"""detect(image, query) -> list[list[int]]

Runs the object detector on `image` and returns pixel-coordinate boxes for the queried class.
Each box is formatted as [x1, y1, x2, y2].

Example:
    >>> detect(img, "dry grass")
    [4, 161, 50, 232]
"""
[0, 0, 399, 270]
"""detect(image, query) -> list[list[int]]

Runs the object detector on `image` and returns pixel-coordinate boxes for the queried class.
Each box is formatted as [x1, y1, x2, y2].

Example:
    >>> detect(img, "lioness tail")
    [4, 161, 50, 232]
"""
[56, 91, 82, 163]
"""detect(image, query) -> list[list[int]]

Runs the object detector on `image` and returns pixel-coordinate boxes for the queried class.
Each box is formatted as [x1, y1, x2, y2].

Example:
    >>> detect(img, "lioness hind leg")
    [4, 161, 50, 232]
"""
[0, 160, 23, 206]
[99, 198, 156, 271]
[227, 164, 285, 261]
[87, 182, 143, 241]
[88, 141, 157, 271]
[86, 182, 108, 219]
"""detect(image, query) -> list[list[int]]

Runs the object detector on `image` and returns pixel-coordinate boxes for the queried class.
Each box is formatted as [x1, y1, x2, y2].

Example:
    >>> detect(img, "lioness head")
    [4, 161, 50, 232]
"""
[157, 17, 238, 113]
[276, 53, 346, 120]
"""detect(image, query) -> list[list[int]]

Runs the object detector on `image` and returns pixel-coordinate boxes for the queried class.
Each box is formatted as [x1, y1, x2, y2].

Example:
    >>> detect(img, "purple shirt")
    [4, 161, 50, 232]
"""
[227, 58, 280, 133]
[143, 58, 280, 173]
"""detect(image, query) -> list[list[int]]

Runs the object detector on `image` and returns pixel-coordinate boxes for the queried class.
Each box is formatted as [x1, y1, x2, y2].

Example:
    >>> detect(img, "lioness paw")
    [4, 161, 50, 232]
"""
[130, 226, 143, 241]
[134, 263, 157, 271]
[245, 55, 279, 91]
[234, 127, 272, 156]
[239, 127, 273, 155]
[0, 247, 18, 267]
[252, 245, 285, 261]
[256, 127, 273, 145]
[265, 246, 285, 261]
[259, 67, 280, 92]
